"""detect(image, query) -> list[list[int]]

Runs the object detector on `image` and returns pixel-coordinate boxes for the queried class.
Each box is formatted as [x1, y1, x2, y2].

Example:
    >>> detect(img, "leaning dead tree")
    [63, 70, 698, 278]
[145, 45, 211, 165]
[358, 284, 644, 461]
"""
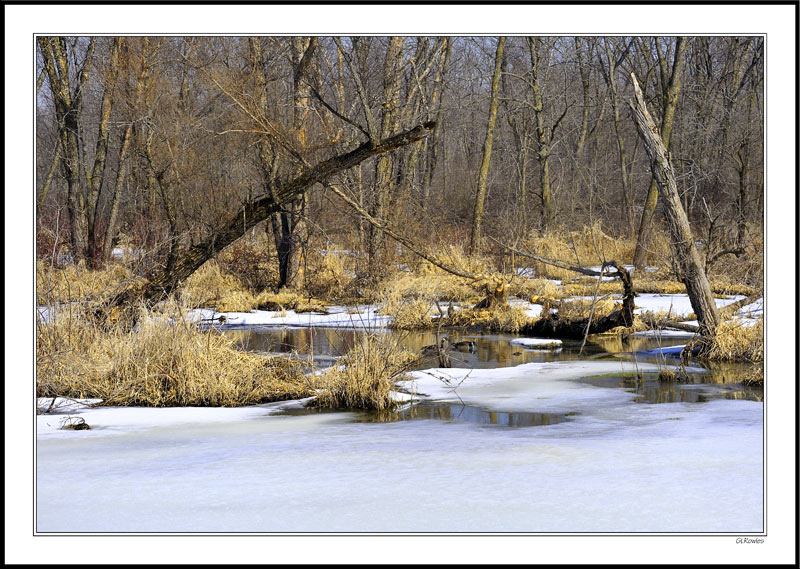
[628, 73, 720, 340]
[111, 121, 437, 309]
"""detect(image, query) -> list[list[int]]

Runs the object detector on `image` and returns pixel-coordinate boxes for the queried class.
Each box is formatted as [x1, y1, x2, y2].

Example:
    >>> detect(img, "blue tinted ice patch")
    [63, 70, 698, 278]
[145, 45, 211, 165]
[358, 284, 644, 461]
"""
[638, 344, 701, 358]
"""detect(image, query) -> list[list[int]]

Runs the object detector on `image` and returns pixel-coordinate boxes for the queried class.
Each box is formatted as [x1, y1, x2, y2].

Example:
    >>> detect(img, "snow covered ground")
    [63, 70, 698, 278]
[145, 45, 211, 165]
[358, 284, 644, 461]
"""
[509, 337, 562, 350]
[189, 305, 392, 329]
[36, 359, 762, 533]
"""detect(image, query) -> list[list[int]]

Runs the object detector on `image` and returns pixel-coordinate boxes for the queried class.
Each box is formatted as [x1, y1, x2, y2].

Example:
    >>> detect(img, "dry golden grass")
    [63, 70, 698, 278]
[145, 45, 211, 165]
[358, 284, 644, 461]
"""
[520, 223, 645, 280]
[509, 277, 561, 303]
[417, 244, 494, 276]
[633, 277, 686, 295]
[376, 270, 481, 330]
[314, 333, 416, 410]
[304, 249, 354, 299]
[708, 276, 759, 297]
[553, 297, 620, 324]
[384, 296, 436, 330]
[254, 290, 328, 313]
[37, 259, 143, 304]
[707, 319, 763, 363]
[37, 300, 316, 406]
[179, 260, 258, 312]
[442, 305, 532, 333]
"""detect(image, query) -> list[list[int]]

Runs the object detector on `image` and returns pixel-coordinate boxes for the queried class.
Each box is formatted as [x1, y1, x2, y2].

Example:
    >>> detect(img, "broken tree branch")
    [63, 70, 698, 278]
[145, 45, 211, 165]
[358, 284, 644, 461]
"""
[112, 121, 437, 307]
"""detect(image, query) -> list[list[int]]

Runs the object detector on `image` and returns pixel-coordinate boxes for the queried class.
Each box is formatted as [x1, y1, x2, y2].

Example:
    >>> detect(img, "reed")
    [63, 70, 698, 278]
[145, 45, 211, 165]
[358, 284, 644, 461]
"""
[314, 333, 416, 410]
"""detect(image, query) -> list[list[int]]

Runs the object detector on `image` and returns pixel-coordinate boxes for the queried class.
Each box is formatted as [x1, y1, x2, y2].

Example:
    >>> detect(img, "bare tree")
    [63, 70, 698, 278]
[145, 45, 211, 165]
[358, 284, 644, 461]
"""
[629, 73, 720, 339]
[469, 36, 505, 256]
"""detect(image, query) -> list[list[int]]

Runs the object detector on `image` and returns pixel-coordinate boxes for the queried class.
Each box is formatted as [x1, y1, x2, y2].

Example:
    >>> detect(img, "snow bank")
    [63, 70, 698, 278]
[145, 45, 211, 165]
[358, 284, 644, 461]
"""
[510, 337, 563, 350]
[36, 397, 315, 438]
[189, 305, 392, 329]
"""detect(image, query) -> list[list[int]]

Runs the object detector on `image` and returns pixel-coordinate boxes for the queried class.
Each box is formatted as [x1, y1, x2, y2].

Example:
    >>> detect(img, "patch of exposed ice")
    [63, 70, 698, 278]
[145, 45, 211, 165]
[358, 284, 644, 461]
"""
[400, 360, 703, 413]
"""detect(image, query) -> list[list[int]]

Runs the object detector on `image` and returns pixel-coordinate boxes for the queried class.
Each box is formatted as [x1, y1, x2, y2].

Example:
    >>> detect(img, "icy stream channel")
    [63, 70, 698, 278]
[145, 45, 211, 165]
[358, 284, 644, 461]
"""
[36, 356, 763, 533]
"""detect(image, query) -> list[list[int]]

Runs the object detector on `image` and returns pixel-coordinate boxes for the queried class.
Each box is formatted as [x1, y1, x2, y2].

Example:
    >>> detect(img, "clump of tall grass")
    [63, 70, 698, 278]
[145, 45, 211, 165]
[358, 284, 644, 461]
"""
[37, 299, 315, 406]
[521, 223, 644, 280]
[510, 277, 560, 303]
[254, 289, 328, 313]
[708, 276, 759, 297]
[707, 319, 763, 363]
[304, 249, 353, 299]
[383, 295, 437, 330]
[37, 259, 142, 304]
[415, 244, 494, 277]
[442, 305, 531, 333]
[552, 297, 620, 324]
[179, 260, 258, 312]
[314, 333, 417, 410]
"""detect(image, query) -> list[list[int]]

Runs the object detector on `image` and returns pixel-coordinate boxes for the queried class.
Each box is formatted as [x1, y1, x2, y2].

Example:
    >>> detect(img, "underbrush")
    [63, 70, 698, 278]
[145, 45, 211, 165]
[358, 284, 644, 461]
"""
[314, 333, 416, 410]
[441, 305, 531, 333]
[37, 259, 143, 304]
[36, 300, 316, 406]
[707, 319, 763, 363]
[179, 260, 259, 312]
[519, 223, 651, 280]
[551, 297, 621, 324]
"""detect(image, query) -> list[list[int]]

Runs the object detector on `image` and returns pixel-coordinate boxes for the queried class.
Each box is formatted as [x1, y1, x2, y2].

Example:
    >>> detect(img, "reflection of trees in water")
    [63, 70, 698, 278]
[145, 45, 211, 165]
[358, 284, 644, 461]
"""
[225, 328, 760, 393]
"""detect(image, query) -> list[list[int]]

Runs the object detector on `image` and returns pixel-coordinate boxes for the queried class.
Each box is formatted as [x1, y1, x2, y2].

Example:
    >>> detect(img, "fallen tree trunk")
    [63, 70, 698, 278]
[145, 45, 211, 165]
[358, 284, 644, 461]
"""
[110, 121, 436, 308]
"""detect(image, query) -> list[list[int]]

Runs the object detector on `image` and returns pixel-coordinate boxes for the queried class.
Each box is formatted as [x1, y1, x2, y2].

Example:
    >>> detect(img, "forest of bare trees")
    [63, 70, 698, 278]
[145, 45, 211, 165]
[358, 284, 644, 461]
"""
[36, 36, 764, 326]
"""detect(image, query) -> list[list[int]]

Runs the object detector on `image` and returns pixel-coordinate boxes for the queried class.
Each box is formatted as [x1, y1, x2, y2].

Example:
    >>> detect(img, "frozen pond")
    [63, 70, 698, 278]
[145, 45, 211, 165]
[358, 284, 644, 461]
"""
[36, 319, 764, 533]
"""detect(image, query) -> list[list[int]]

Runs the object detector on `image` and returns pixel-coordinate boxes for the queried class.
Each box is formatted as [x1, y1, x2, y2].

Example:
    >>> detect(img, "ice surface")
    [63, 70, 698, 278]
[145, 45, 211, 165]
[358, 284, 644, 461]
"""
[36, 359, 762, 533]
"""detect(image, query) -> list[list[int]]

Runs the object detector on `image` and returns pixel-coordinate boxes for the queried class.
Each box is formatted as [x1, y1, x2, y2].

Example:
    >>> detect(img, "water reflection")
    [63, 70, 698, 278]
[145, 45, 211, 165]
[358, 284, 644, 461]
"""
[225, 327, 689, 371]
[578, 374, 763, 404]
[223, 326, 762, 402]
[278, 402, 576, 427]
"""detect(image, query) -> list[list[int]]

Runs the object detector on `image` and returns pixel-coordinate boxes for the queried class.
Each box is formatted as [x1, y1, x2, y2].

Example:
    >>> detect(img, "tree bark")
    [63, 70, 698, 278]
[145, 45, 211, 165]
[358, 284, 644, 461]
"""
[470, 36, 505, 256]
[422, 37, 451, 208]
[632, 37, 687, 269]
[628, 73, 720, 338]
[87, 38, 122, 268]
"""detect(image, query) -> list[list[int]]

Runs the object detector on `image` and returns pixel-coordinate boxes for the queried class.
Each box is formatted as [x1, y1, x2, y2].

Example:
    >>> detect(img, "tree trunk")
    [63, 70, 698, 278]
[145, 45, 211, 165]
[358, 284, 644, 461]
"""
[101, 124, 133, 263]
[574, 37, 592, 158]
[368, 36, 404, 272]
[603, 39, 633, 235]
[87, 38, 122, 268]
[628, 73, 720, 338]
[470, 36, 505, 256]
[422, 38, 451, 208]
[39, 37, 92, 263]
[632, 37, 687, 269]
